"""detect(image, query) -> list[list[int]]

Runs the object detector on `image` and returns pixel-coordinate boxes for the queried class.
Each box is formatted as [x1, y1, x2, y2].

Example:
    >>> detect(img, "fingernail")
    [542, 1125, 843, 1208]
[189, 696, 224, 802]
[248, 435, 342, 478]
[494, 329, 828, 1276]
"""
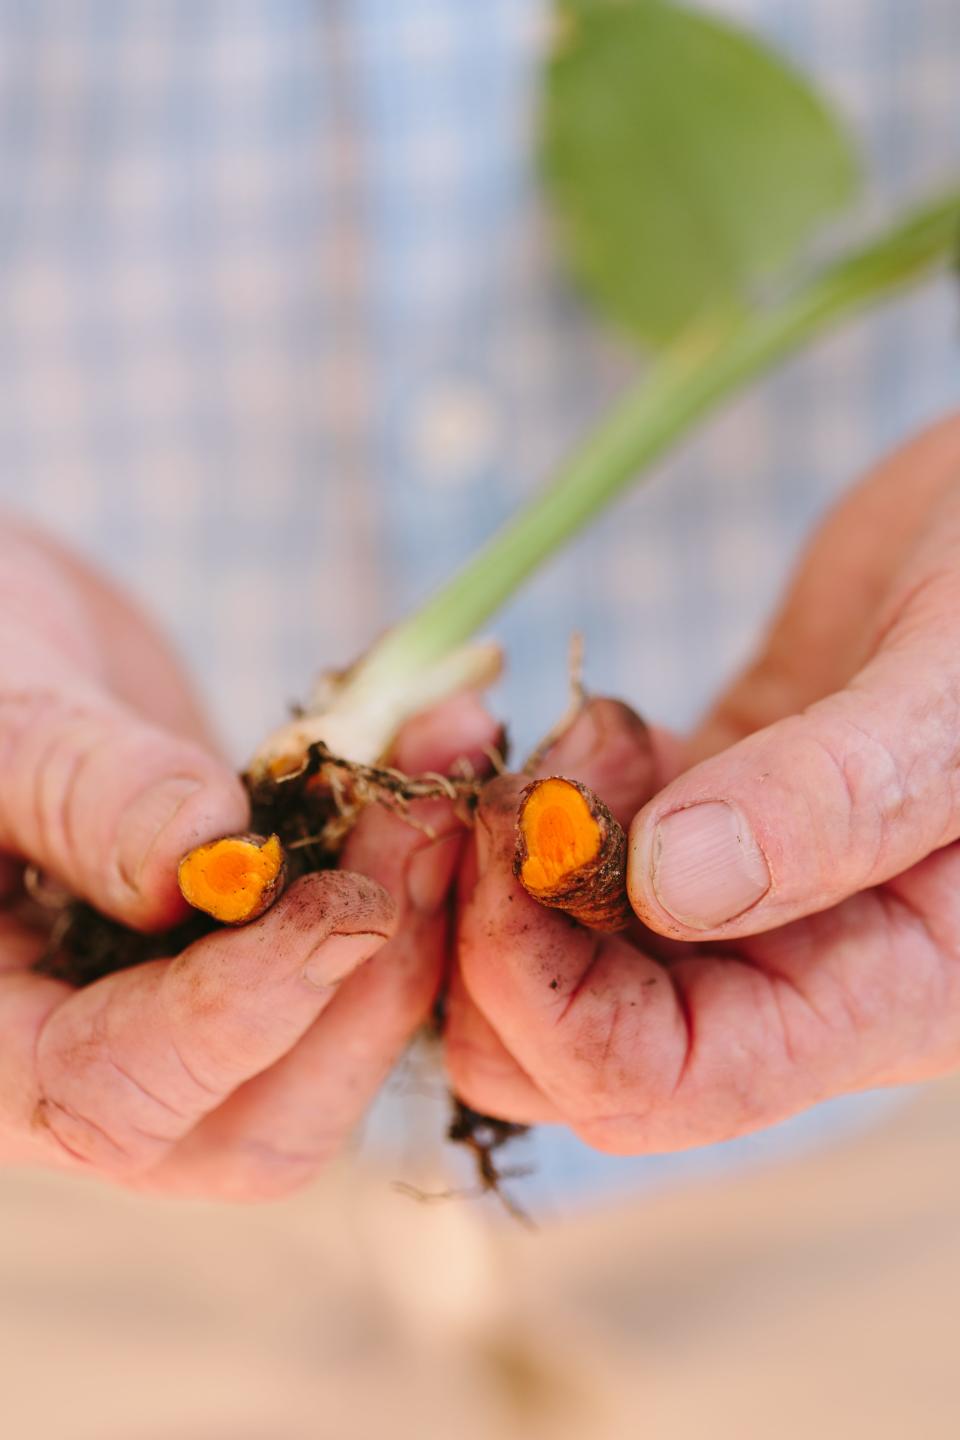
[406, 832, 462, 916]
[303, 930, 383, 989]
[117, 777, 201, 892]
[652, 802, 770, 929]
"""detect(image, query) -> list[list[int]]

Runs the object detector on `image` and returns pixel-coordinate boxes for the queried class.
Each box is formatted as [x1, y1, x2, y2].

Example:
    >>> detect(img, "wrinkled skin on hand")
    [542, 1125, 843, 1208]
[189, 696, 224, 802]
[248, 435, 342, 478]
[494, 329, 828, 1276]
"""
[6, 409, 960, 1194]
[445, 413, 960, 1153]
[0, 519, 499, 1198]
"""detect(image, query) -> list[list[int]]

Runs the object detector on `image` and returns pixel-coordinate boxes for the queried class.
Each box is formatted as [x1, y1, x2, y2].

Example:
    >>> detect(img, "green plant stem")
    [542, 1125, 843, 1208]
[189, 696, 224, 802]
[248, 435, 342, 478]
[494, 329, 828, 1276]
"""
[355, 191, 958, 697]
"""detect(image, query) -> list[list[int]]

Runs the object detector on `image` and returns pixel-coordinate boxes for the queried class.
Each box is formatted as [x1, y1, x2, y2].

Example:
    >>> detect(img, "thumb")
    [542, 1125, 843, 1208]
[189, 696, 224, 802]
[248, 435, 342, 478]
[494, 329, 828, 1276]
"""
[627, 581, 960, 939]
[0, 649, 248, 930]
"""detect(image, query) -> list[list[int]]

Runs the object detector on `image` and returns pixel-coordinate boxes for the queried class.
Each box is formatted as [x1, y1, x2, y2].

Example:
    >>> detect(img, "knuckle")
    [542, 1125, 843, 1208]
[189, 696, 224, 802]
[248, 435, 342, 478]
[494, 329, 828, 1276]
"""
[32, 1092, 150, 1174]
[806, 675, 960, 880]
[801, 709, 905, 881]
[869, 564, 959, 655]
[553, 980, 687, 1129]
[548, 956, 638, 1116]
[35, 988, 183, 1174]
[0, 688, 92, 863]
[206, 1141, 326, 1202]
[554, 1005, 628, 1117]
[0, 684, 215, 912]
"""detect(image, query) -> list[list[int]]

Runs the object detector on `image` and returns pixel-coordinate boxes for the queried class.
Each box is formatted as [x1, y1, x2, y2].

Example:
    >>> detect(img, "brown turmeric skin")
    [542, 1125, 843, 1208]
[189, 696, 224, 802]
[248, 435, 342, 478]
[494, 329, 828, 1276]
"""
[514, 776, 631, 932]
[174, 742, 485, 930]
[178, 833, 287, 925]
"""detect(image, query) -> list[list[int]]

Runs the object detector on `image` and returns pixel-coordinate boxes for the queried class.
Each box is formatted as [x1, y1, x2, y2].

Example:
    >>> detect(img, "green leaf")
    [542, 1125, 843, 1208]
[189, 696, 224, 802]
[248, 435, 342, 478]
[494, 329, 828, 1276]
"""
[357, 188, 958, 690]
[543, 0, 859, 345]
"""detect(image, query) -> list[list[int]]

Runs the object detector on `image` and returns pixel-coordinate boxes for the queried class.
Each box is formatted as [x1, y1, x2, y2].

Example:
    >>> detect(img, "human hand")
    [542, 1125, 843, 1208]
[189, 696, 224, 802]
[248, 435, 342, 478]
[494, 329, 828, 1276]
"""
[0, 520, 496, 1196]
[446, 412, 960, 1150]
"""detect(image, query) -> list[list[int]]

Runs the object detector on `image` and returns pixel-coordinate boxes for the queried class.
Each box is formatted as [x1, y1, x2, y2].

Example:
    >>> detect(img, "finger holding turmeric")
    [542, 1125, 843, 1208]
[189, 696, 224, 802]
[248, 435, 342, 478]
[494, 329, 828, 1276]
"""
[0, 523, 249, 933]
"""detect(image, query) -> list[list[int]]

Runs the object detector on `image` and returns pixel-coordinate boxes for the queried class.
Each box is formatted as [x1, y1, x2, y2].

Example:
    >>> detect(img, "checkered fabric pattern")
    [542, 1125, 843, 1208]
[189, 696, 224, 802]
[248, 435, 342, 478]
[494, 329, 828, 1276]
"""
[0, 0, 957, 1194]
[0, 0, 957, 756]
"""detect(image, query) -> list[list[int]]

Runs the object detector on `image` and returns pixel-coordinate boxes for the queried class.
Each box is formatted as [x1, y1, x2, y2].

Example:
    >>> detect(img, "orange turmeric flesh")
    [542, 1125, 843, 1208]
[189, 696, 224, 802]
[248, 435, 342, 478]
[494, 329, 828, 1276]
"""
[515, 777, 630, 932]
[178, 833, 286, 925]
[519, 779, 601, 893]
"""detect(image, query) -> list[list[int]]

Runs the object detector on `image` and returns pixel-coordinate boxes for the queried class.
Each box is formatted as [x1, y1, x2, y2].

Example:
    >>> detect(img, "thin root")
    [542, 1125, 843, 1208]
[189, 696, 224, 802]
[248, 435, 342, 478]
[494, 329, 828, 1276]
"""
[245, 741, 484, 863]
[522, 632, 589, 775]
[480, 744, 508, 776]
[445, 1097, 535, 1227]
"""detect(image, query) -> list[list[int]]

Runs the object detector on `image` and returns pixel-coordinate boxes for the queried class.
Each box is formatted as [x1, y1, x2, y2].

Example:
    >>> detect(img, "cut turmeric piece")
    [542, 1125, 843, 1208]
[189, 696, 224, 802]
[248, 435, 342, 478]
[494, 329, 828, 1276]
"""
[178, 833, 286, 925]
[515, 777, 630, 932]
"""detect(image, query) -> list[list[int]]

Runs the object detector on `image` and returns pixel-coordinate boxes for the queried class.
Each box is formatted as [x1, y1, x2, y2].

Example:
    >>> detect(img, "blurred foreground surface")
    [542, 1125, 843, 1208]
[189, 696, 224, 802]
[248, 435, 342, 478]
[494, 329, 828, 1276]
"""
[1, 1078, 959, 1438]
